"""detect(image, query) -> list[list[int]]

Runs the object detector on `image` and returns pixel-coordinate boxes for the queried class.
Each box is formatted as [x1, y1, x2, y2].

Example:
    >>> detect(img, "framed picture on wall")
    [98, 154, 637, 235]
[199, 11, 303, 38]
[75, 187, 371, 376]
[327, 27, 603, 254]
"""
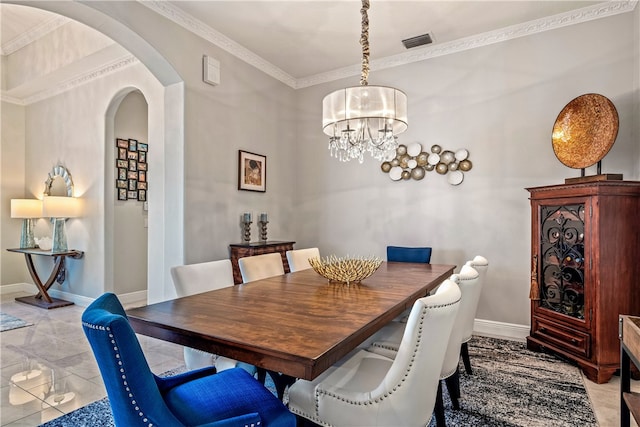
[138, 189, 147, 201]
[138, 162, 147, 171]
[116, 179, 127, 189]
[117, 159, 128, 168]
[118, 148, 127, 160]
[238, 150, 266, 192]
[118, 188, 127, 200]
[138, 142, 148, 152]
[139, 151, 146, 163]
[116, 139, 128, 149]
[128, 139, 138, 151]
[118, 168, 127, 180]
[128, 191, 138, 199]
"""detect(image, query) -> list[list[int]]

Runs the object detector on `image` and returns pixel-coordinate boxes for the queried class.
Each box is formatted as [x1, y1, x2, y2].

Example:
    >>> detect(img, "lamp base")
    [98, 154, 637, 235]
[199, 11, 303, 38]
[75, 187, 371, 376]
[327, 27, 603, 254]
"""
[51, 218, 68, 252]
[19, 219, 36, 249]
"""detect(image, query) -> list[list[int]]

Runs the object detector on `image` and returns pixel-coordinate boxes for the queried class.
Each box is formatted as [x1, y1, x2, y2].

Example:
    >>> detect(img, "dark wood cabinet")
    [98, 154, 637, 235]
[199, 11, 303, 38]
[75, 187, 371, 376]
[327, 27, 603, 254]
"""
[229, 241, 295, 284]
[526, 181, 640, 383]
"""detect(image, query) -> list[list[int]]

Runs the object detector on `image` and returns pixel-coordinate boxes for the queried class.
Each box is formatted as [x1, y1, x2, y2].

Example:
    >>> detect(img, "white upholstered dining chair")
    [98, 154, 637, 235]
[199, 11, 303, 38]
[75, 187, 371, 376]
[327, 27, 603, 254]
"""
[367, 266, 480, 426]
[238, 252, 285, 283]
[287, 279, 461, 427]
[285, 247, 320, 272]
[460, 255, 489, 374]
[170, 259, 256, 374]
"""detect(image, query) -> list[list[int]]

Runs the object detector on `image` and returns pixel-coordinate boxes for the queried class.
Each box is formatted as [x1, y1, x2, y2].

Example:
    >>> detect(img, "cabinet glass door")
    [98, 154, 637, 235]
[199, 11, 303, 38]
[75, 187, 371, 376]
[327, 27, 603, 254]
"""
[539, 203, 585, 319]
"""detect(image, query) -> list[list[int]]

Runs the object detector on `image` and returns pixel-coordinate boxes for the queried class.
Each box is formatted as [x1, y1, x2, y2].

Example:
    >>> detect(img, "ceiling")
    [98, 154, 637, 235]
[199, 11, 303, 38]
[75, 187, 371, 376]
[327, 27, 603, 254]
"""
[164, 1, 602, 79]
[0, 1, 618, 100]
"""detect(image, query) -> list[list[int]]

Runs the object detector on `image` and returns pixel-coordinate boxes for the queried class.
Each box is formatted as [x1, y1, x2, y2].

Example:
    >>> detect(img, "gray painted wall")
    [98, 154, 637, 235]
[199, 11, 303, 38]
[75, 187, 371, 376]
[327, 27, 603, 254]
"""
[292, 12, 639, 327]
[0, 101, 28, 285]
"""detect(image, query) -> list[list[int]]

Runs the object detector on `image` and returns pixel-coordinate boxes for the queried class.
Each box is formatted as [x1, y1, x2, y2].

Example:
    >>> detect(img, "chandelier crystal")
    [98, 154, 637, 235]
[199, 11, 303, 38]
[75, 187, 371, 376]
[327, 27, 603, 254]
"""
[322, 0, 408, 163]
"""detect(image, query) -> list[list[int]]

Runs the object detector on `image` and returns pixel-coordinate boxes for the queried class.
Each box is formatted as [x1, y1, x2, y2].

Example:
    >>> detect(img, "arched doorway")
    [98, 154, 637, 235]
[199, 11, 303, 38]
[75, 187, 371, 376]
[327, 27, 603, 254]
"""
[6, 1, 185, 304]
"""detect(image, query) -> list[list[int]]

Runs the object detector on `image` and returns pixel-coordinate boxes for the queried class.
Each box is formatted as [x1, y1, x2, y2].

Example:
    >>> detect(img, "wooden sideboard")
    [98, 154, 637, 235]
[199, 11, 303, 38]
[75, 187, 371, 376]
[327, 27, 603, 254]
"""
[229, 241, 295, 284]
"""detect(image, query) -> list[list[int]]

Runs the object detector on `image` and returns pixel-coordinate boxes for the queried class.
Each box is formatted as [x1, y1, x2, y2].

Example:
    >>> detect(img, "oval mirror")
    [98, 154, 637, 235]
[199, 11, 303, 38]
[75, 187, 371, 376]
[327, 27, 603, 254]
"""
[43, 165, 74, 197]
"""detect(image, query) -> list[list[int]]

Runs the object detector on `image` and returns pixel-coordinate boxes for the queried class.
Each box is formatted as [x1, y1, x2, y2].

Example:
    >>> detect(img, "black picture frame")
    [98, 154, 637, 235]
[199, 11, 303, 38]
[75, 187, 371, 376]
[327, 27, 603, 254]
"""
[238, 150, 266, 192]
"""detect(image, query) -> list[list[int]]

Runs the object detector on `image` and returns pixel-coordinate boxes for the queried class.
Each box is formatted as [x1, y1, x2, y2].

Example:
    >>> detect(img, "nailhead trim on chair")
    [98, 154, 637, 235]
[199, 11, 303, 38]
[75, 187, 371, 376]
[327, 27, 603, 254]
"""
[83, 321, 154, 427]
[84, 321, 261, 427]
[307, 298, 460, 420]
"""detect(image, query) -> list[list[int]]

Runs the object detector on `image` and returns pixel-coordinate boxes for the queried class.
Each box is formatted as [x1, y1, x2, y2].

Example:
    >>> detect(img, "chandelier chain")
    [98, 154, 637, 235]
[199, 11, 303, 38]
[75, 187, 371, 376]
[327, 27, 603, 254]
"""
[360, 0, 370, 86]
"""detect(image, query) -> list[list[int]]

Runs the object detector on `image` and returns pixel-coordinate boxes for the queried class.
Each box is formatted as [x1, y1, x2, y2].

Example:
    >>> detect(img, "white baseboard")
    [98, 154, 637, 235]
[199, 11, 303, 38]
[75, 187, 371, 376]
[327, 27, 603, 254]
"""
[0, 283, 147, 308]
[0, 283, 33, 295]
[474, 318, 530, 341]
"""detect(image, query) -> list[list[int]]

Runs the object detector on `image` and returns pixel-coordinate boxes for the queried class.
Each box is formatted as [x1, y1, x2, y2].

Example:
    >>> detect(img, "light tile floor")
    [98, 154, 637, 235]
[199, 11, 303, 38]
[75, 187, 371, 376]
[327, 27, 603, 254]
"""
[0, 290, 637, 426]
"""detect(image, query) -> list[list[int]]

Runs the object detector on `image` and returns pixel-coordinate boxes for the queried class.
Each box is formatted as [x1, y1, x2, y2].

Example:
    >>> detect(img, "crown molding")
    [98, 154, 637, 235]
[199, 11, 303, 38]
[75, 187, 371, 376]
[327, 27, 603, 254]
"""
[139, 0, 297, 89]
[140, 0, 636, 90]
[2, 54, 138, 106]
[3, 0, 635, 105]
[0, 94, 27, 106]
[1, 15, 69, 56]
[297, 0, 637, 88]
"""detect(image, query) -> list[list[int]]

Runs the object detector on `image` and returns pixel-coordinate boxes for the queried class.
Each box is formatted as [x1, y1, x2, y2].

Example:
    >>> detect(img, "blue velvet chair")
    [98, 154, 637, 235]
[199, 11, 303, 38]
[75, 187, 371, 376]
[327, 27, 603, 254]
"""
[386, 246, 432, 263]
[82, 293, 295, 427]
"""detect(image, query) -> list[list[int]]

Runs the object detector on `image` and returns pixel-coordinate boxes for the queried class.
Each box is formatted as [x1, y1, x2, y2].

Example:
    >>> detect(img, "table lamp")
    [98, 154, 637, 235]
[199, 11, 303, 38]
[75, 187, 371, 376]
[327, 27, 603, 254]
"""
[42, 196, 82, 252]
[11, 199, 43, 249]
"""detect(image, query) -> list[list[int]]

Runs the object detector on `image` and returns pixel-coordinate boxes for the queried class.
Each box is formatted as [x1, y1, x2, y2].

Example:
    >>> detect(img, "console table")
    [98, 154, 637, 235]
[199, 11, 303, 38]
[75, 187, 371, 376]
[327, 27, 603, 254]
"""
[229, 241, 294, 284]
[6, 248, 84, 309]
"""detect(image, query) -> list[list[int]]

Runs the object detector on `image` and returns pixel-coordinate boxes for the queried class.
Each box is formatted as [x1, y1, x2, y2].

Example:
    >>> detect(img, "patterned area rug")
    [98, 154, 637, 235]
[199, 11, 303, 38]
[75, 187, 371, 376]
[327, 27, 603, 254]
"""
[427, 336, 597, 427]
[0, 312, 33, 332]
[40, 337, 597, 427]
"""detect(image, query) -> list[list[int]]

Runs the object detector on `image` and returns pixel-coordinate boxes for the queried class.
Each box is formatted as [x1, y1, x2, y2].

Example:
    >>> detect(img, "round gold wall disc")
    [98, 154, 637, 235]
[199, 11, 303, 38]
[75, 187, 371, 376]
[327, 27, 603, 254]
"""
[551, 93, 618, 169]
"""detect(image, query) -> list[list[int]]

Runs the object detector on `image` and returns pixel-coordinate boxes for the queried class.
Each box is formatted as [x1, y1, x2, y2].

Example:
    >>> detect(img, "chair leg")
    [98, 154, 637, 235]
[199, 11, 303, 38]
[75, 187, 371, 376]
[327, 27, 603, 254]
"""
[461, 342, 472, 375]
[257, 367, 267, 384]
[444, 368, 461, 410]
[296, 415, 321, 427]
[434, 380, 447, 427]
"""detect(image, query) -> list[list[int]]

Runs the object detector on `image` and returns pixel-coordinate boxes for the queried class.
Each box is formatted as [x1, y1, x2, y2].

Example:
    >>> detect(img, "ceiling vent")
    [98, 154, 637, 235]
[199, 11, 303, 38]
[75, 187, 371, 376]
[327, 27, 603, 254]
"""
[402, 33, 433, 49]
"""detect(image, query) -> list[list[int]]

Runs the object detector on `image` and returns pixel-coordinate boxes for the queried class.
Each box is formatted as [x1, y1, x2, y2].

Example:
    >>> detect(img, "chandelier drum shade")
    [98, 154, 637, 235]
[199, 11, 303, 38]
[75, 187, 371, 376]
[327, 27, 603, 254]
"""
[322, 0, 408, 163]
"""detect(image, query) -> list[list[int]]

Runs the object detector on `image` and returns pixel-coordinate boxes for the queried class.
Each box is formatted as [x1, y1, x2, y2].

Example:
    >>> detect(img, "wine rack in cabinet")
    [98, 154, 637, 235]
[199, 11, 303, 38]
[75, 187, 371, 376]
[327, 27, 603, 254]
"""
[526, 181, 640, 384]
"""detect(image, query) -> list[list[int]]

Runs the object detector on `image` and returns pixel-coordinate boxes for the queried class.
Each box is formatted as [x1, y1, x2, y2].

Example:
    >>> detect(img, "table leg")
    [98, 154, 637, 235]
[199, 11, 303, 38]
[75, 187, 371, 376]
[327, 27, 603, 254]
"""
[622, 347, 631, 427]
[15, 254, 73, 309]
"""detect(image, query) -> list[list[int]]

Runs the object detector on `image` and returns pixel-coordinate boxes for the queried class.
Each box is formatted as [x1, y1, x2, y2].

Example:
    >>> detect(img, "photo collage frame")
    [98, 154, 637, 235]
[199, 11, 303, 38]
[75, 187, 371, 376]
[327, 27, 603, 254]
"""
[116, 138, 148, 201]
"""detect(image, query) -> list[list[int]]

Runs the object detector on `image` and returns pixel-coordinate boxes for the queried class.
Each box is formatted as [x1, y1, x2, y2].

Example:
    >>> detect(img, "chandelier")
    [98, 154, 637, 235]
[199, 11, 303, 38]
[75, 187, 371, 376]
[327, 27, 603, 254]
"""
[322, 0, 408, 163]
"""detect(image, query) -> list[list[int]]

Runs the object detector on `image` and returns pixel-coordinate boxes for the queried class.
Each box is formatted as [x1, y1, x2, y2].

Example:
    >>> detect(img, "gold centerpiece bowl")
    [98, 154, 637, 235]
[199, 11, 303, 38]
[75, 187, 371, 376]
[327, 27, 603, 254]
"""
[309, 255, 382, 285]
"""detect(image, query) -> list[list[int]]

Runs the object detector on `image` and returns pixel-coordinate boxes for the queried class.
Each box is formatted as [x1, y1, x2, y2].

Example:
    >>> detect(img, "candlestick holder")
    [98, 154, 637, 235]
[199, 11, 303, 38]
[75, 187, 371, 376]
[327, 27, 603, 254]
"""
[243, 221, 252, 242]
[258, 220, 268, 241]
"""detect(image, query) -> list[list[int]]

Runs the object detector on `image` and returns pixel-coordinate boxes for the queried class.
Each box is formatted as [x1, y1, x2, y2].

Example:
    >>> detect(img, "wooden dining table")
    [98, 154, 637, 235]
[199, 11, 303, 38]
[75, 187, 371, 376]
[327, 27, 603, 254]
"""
[127, 262, 455, 392]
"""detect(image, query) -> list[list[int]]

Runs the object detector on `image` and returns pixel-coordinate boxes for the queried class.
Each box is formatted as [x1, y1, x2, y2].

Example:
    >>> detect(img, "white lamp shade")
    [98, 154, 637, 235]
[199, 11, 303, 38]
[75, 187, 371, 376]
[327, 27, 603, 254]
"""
[42, 196, 82, 218]
[11, 199, 42, 218]
[322, 85, 408, 136]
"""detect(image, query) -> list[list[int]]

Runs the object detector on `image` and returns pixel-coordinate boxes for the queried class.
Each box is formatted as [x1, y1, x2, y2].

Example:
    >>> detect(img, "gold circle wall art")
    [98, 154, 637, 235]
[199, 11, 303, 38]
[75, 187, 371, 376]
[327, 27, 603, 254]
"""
[381, 142, 472, 185]
[551, 93, 619, 169]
